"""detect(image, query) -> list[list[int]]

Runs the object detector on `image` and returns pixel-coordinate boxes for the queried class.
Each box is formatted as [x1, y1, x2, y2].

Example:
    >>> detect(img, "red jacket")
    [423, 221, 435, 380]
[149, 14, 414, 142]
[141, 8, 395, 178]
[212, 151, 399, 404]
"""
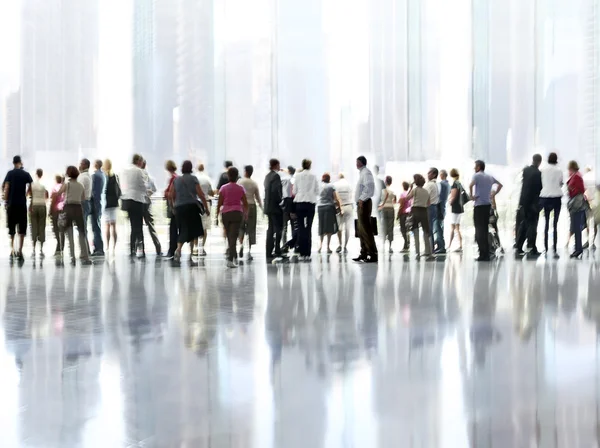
[567, 171, 584, 198]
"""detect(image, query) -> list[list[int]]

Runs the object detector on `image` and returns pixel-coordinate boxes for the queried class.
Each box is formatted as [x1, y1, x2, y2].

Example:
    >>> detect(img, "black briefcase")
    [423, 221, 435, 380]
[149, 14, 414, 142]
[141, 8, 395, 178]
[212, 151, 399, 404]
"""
[354, 217, 378, 237]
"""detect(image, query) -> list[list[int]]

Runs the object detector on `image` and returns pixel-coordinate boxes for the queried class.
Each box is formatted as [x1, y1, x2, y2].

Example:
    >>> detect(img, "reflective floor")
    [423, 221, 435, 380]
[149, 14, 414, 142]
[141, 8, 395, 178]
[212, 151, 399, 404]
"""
[1, 240, 600, 447]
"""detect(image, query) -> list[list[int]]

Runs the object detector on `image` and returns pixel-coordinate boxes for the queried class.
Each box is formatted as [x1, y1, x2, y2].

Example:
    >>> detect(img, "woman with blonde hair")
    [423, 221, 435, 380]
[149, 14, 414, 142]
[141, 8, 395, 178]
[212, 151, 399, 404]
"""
[103, 159, 121, 253]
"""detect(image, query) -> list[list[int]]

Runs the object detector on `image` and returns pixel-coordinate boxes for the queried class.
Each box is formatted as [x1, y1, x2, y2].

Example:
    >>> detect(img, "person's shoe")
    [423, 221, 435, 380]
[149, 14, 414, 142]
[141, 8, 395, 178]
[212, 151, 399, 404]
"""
[327, 249, 333, 254]
[174, 249, 182, 263]
[352, 256, 366, 263]
[163, 253, 174, 260]
[454, 247, 463, 253]
[475, 256, 491, 262]
[91, 251, 105, 258]
[318, 247, 322, 254]
[388, 248, 394, 254]
[192, 249, 199, 256]
[17, 252, 24, 262]
[247, 253, 254, 261]
[343, 247, 348, 254]
[239, 247, 244, 258]
[425, 255, 436, 262]
[553, 253, 560, 260]
[138, 253, 146, 259]
[515, 249, 526, 258]
[433, 248, 446, 255]
[570, 250, 583, 259]
[200, 249, 207, 257]
[227, 260, 237, 268]
[400, 248, 410, 253]
[39, 250, 45, 258]
[583, 242, 590, 250]
[300, 256, 312, 262]
[526, 250, 542, 259]
[55, 251, 63, 259]
[336, 246, 342, 253]
[593, 244, 597, 251]
[366, 255, 378, 263]
[31, 250, 36, 258]
[80, 259, 93, 266]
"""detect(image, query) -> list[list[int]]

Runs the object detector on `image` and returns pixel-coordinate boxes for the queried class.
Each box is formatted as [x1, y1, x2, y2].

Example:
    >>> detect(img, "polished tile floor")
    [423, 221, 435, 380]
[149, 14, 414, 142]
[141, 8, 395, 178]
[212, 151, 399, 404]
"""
[1, 240, 600, 447]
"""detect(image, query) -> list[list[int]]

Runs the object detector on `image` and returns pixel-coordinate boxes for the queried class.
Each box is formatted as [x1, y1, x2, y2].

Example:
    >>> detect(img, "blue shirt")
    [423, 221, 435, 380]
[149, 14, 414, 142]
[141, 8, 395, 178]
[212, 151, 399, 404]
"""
[92, 169, 106, 206]
[439, 180, 450, 203]
[471, 172, 498, 206]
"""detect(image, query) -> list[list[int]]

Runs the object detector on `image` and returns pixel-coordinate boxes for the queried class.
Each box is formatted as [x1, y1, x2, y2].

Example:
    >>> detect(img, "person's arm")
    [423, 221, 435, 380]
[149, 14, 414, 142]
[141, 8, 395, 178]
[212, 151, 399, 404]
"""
[334, 191, 342, 213]
[255, 187, 263, 211]
[275, 174, 283, 205]
[378, 190, 388, 211]
[469, 178, 476, 199]
[217, 192, 224, 216]
[195, 183, 210, 215]
[492, 178, 503, 198]
[241, 193, 249, 218]
[449, 187, 458, 205]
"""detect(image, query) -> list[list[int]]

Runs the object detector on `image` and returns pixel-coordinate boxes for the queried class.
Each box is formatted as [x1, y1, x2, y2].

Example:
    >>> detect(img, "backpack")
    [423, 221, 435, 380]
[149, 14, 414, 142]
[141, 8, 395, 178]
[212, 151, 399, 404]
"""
[458, 182, 471, 206]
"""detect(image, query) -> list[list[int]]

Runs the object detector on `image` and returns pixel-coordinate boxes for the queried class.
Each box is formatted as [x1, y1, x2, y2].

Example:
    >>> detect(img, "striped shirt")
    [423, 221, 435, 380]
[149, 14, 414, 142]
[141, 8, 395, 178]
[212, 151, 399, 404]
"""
[355, 166, 375, 202]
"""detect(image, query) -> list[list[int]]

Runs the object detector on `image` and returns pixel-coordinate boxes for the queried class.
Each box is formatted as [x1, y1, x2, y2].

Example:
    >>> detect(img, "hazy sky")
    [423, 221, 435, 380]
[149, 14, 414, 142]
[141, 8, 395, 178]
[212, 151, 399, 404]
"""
[0, 0, 20, 93]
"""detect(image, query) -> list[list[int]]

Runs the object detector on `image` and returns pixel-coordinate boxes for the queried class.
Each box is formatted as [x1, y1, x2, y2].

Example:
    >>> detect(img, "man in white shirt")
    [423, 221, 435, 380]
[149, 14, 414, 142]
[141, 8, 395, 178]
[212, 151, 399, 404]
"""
[78, 158, 92, 253]
[281, 166, 295, 244]
[293, 159, 320, 259]
[195, 163, 214, 254]
[425, 167, 445, 254]
[334, 173, 353, 253]
[141, 160, 162, 255]
[353, 156, 377, 263]
[120, 154, 147, 257]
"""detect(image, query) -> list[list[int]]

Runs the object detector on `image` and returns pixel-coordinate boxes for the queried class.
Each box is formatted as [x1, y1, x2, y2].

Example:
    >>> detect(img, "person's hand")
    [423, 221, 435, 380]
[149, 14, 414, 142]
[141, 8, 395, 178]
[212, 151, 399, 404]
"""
[205, 208, 210, 217]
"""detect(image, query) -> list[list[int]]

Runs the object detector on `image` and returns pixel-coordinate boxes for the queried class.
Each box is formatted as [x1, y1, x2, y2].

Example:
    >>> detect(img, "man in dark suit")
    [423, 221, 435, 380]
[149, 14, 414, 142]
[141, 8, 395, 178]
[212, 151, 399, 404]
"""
[516, 154, 543, 258]
[264, 158, 284, 260]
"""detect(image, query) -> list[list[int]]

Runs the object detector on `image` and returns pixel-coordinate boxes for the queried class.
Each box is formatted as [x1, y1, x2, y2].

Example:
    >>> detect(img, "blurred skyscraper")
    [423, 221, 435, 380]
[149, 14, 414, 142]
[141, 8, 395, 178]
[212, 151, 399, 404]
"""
[20, 0, 98, 169]
[2, 90, 21, 160]
[176, 0, 216, 175]
[275, 0, 329, 173]
[132, 0, 177, 174]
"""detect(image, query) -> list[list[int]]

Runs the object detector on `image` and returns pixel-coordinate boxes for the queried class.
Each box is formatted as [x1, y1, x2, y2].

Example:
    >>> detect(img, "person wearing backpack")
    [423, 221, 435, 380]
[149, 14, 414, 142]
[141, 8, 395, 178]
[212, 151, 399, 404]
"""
[448, 168, 467, 252]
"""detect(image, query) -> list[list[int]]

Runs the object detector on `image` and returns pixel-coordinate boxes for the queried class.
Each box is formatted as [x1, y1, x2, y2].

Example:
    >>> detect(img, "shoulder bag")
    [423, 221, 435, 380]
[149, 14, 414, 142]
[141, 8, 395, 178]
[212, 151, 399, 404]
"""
[57, 182, 69, 229]
[567, 193, 586, 213]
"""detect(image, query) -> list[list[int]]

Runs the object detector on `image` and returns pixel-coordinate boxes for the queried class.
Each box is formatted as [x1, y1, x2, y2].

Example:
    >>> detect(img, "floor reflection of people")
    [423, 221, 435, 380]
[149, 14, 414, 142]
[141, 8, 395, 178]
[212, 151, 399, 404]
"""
[559, 264, 578, 318]
[265, 272, 285, 370]
[470, 264, 501, 368]
[360, 265, 378, 357]
[182, 274, 217, 356]
[4, 272, 31, 371]
[513, 265, 542, 342]
[584, 265, 600, 332]
[125, 264, 151, 351]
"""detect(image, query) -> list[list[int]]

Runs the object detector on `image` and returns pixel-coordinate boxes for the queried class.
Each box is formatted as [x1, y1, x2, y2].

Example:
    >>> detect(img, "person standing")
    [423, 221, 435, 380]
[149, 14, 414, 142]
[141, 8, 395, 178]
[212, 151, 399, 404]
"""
[195, 163, 214, 256]
[469, 160, 503, 261]
[3, 156, 33, 261]
[515, 154, 543, 258]
[78, 159, 92, 252]
[121, 154, 147, 258]
[141, 160, 162, 256]
[218, 167, 249, 268]
[293, 159, 320, 261]
[238, 165, 262, 260]
[59, 166, 92, 265]
[353, 156, 378, 263]
[567, 160, 586, 259]
[447, 169, 465, 252]
[50, 174, 66, 257]
[425, 168, 445, 254]
[438, 169, 450, 233]
[264, 159, 285, 260]
[378, 175, 396, 254]
[334, 172, 353, 254]
[539, 152, 563, 257]
[103, 159, 120, 254]
[91, 160, 106, 257]
[217, 160, 234, 191]
[170, 160, 210, 263]
[317, 173, 341, 254]
[406, 174, 432, 260]
[397, 181, 412, 252]
[164, 160, 178, 259]
[29, 168, 48, 257]
[281, 166, 294, 243]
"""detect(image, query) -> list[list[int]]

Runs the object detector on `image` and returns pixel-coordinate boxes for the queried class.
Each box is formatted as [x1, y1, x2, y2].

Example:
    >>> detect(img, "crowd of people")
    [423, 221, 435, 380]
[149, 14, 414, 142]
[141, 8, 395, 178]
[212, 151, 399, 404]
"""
[1, 152, 597, 266]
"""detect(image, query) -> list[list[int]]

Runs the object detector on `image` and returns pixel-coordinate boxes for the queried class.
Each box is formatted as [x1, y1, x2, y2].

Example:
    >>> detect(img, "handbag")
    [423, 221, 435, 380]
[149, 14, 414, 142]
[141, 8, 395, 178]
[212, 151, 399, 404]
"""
[354, 216, 379, 238]
[458, 182, 470, 206]
[567, 193, 586, 213]
[57, 183, 69, 229]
